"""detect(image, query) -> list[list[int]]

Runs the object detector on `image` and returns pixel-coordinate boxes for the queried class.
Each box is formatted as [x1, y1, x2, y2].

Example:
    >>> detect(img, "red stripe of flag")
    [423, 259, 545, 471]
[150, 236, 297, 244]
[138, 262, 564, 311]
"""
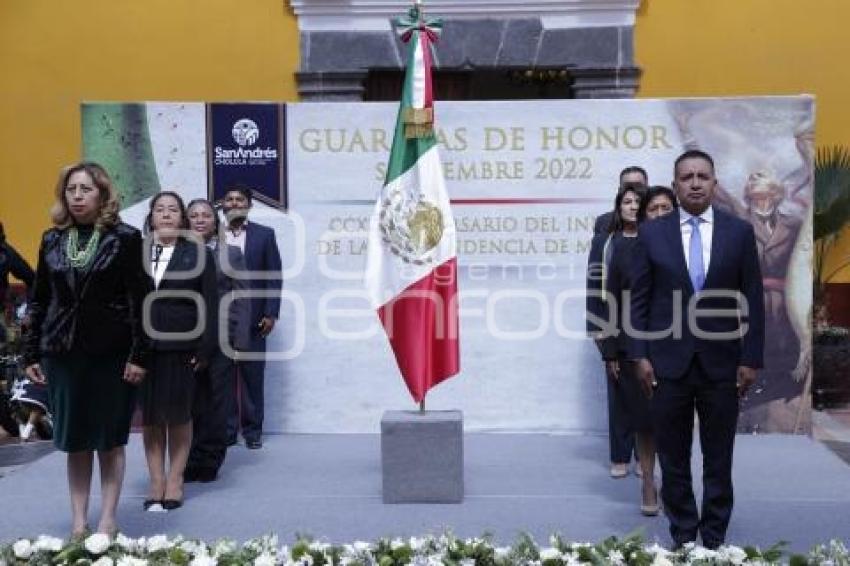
[377, 257, 459, 403]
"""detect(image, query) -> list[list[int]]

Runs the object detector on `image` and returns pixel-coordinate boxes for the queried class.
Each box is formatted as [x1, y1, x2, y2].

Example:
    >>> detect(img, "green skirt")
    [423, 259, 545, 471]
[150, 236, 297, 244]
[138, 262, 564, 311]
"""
[44, 352, 136, 452]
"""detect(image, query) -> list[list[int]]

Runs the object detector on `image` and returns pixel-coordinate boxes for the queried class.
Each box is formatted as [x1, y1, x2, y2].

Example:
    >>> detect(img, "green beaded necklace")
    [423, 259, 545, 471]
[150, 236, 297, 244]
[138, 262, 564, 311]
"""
[66, 226, 101, 269]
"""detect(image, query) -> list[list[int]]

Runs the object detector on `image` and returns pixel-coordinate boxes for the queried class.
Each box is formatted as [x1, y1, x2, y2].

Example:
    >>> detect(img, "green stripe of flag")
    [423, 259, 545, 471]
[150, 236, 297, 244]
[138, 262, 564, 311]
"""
[384, 32, 437, 186]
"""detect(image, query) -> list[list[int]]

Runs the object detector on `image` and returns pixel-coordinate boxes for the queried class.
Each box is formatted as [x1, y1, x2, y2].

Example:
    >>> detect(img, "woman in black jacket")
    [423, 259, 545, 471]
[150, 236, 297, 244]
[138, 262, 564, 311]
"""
[0, 220, 35, 304]
[586, 182, 660, 516]
[141, 192, 217, 512]
[0, 220, 34, 351]
[23, 161, 149, 537]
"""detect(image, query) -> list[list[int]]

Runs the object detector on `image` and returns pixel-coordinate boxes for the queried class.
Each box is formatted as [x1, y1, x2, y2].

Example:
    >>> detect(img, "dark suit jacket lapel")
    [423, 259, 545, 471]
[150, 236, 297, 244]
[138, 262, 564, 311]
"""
[243, 223, 257, 271]
[704, 208, 727, 289]
[667, 211, 693, 295]
[158, 239, 188, 289]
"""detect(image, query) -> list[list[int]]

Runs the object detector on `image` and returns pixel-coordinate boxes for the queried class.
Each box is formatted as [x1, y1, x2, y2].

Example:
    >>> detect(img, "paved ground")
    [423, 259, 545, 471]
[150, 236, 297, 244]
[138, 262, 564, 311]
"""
[0, 436, 53, 479]
[812, 408, 850, 464]
[0, 429, 849, 553]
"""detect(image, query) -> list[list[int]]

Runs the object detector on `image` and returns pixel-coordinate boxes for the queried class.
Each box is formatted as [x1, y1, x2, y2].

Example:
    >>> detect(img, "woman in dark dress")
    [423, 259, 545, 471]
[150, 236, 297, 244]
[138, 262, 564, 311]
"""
[183, 198, 250, 483]
[586, 182, 660, 516]
[23, 161, 149, 537]
[141, 192, 217, 511]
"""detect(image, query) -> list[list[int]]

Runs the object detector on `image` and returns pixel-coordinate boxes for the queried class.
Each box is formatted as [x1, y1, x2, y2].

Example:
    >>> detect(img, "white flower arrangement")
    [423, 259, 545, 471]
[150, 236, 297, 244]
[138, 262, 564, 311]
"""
[1, 531, 848, 565]
[33, 535, 64, 553]
[116, 556, 148, 566]
[254, 551, 277, 566]
[85, 532, 112, 555]
[144, 534, 172, 553]
[213, 538, 239, 558]
[12, 539, 33, 559]
[190, 552, 218, 566]
[115, 533, 138, 553]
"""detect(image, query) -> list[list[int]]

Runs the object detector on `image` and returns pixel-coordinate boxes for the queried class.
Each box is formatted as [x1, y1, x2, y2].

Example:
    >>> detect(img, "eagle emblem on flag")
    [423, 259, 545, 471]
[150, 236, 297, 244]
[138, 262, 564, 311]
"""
[378, 186, 444, 265]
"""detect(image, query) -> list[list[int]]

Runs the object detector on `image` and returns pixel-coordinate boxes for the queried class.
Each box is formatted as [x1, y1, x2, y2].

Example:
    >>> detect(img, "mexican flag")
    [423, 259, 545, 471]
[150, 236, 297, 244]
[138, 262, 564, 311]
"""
[364, 7, 460, 404]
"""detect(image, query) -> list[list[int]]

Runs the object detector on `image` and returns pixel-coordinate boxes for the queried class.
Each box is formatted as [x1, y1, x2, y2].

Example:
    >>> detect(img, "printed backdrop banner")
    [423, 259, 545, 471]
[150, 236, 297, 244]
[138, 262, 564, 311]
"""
[81, 96, 814, 434]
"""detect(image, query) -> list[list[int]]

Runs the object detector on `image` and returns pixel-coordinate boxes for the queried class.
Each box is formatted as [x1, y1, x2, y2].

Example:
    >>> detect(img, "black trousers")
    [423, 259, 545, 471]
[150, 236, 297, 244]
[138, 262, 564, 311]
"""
[226, 359, 265, 442]
[606, 367, 635, 464]
[188, 351, 234, 472]
[652, 356, 739, 548]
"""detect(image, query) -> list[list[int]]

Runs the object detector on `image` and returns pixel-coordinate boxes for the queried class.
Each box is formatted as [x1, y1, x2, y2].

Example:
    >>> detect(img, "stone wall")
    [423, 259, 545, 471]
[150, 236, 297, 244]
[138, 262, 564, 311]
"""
[296, 19, 640, 100]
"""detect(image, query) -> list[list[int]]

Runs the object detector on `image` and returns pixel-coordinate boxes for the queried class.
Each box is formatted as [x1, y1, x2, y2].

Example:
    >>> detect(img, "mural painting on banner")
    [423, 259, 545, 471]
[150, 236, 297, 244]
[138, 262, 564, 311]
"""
[81, 103, 161, 208]
[81, 96, 814, 435]
[207, 103, 288, 210]
[81, 102, 210, 227]
[667, 98, 815, 434]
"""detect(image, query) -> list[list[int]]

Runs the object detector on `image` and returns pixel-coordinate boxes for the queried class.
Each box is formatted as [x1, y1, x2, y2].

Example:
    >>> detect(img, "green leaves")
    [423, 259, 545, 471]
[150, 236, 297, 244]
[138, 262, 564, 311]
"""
[1, 531, 848, 565]
[814, 145, 850, 241]
[51, 540, 87, 564]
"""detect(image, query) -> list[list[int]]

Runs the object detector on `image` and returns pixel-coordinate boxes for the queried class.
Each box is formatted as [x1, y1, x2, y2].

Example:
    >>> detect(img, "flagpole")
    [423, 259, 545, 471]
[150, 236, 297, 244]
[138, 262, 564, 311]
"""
[415, 0, 425, 417]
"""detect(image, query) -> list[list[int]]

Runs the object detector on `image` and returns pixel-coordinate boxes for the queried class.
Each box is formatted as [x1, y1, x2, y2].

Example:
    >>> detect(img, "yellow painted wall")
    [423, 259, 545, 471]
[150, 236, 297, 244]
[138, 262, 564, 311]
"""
[0, 0, 300, 262]
[635, 0, 850, 147]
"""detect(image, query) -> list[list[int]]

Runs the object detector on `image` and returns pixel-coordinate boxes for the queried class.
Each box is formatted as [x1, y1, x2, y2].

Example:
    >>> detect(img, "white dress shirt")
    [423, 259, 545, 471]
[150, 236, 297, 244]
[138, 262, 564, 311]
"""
[679, 206, 713, 274]
[151, 244, 174, 289]
[225, 221, 248, 254]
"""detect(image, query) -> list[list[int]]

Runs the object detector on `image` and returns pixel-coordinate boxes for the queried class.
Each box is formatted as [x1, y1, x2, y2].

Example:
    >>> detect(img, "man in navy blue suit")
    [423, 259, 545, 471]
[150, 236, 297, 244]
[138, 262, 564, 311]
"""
[630, 150, 764, 549]
[222, 184, 282, 449]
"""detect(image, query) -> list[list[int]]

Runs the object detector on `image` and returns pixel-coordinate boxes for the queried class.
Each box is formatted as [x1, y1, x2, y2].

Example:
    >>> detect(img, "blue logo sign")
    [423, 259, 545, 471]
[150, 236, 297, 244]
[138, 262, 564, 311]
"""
[207, 103, 287, 209]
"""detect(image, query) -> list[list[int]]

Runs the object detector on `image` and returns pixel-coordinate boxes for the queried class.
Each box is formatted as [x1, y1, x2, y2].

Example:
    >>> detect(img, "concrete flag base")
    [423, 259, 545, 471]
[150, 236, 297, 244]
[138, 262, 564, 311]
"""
[380, 410, 463, 503]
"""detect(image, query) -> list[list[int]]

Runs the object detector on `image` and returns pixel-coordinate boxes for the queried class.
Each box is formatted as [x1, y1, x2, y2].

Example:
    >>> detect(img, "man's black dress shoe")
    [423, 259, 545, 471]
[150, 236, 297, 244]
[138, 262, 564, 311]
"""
[246, 438, 262, 449]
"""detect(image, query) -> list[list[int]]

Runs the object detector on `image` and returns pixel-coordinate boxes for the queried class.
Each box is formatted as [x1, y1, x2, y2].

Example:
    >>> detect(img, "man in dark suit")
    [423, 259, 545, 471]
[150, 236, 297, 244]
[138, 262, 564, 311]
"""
[593, 166, 649, 235]
[222, 184, 282, 449]
[630, 150, 764, 549]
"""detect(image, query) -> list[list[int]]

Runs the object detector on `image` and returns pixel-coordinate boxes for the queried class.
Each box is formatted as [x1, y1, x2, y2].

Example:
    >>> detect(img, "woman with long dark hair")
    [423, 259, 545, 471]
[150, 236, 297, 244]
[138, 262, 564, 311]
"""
[587, 182, 660, 515]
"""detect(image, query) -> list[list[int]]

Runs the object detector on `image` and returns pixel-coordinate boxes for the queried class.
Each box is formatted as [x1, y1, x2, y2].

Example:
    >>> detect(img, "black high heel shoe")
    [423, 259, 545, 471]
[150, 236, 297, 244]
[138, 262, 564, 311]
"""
[162, 499, 183, 511]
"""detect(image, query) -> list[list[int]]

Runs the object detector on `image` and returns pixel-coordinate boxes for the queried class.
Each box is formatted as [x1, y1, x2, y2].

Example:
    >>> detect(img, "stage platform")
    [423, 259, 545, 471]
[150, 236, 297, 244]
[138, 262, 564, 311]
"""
[0, 433, 848, 552]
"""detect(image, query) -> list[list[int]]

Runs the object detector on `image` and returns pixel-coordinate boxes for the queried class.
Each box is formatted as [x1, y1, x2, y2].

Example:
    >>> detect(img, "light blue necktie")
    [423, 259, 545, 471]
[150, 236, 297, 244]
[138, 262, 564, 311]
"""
[688, 216, 706, 291]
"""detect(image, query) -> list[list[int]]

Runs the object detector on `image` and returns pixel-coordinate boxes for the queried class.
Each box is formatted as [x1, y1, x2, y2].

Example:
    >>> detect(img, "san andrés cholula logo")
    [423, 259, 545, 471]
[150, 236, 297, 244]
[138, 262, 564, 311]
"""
[215, 118, 278, 165]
